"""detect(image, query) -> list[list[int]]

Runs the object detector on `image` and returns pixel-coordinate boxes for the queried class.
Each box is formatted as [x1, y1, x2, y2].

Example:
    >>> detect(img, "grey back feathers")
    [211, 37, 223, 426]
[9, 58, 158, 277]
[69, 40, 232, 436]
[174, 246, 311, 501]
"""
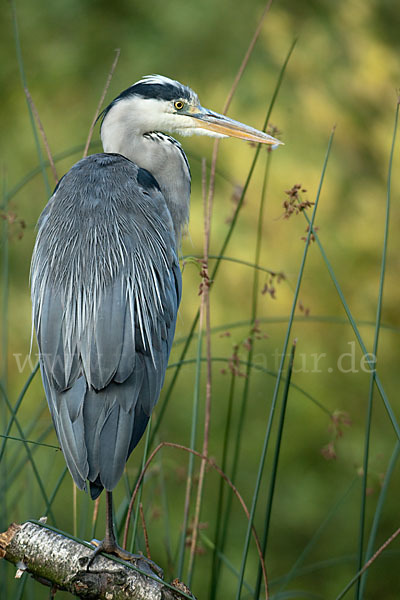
[31, 154, 182, 498]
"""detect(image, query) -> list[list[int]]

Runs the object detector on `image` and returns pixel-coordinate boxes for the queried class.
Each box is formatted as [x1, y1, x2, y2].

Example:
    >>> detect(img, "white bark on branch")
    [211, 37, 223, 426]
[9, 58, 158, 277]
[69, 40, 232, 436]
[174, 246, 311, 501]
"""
[0, 522, 195, 600]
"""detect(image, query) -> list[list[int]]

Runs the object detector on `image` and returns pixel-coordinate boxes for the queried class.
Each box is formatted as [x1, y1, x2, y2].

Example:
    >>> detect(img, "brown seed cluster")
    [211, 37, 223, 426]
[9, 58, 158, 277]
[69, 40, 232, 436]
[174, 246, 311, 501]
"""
[301, 224, 319, 245]
[198, 261, 211, 296]
[298, 299, 310, 317]
[321, 411, 352, 461]
[1, 210, 26, 240]
[225, 184, 244, 225]
[282, 184, 314, 219]
[261, 271, 285, 299]
[220, 321, 269, 377]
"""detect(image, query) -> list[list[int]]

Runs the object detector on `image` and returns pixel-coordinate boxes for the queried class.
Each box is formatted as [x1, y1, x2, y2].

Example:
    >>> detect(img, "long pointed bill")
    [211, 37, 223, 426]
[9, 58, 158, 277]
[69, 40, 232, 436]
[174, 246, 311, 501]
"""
[189, 106, 283, 146]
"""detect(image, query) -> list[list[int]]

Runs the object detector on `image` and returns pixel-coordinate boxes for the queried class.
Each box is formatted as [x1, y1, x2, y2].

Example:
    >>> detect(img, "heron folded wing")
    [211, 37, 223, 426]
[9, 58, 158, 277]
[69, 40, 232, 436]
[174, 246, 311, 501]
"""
[134, 256, 181, 417]
[47, 375, 89, 490]
[114, 290, 136, 384]
[80, 277, 126, 390]
[83, 372, 145, 488]
[97, 396, 136, 491]
[35, 285, 80, 391]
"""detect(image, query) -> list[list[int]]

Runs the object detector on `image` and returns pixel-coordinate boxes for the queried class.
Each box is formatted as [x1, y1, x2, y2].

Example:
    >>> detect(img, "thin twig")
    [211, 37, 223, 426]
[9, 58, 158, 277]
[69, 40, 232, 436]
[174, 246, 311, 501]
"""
[178, 441, 195, 575]
[207, 0, 274, 263]
[139, 502, 151, 560]
[362, 527, 400, 575]
[83, 48, 121, 158]
[24, 87, 58, 183]
[222, 0, 274, 115]
[123, 441, 268, 596]
[187, 159, 212, 577]
[336, 526, 400, 600]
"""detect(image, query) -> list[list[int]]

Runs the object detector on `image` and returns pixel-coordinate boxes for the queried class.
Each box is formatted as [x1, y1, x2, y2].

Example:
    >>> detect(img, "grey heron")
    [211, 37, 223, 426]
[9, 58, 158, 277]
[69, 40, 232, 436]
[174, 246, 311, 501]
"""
[31, 75, 282, 564]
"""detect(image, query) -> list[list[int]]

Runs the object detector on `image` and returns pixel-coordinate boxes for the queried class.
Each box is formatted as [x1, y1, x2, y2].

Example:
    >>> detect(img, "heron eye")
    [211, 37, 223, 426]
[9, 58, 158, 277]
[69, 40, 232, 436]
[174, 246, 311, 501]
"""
[174, 100, 185, 111]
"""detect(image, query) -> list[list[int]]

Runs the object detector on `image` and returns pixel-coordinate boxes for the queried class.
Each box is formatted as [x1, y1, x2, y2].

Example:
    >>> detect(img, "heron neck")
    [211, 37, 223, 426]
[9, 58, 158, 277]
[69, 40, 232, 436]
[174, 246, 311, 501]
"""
[101, 124, 190, 244]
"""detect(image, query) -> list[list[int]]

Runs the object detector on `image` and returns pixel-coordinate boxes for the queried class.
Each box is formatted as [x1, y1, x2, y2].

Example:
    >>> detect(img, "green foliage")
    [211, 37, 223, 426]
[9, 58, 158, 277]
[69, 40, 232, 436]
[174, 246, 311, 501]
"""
[1, 1, 400, 598]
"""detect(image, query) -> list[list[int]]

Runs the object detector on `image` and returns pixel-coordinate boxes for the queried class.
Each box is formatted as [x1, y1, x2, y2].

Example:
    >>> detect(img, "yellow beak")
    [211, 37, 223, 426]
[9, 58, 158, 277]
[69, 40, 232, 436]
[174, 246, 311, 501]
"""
[188, 106, 283, 146]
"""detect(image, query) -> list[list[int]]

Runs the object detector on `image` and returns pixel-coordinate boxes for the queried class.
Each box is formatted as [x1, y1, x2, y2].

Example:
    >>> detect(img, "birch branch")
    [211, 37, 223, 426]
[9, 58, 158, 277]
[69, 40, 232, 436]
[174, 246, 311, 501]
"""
[0, 521, 195, 600]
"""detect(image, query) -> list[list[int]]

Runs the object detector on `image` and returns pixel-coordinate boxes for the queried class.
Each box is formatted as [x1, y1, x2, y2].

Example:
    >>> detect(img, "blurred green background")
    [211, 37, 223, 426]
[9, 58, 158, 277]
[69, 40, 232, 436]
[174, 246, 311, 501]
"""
[1, 0, 400, 598]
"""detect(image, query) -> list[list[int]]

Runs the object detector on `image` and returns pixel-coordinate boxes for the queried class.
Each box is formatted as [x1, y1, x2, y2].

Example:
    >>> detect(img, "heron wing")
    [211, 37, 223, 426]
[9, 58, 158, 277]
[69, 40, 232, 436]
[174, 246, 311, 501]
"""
[31, 154, 182, 496]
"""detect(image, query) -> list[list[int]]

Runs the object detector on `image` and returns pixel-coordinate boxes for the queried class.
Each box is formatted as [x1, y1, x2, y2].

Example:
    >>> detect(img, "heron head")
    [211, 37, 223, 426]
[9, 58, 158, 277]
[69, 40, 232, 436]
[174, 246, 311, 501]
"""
[100, 75, 283, 147]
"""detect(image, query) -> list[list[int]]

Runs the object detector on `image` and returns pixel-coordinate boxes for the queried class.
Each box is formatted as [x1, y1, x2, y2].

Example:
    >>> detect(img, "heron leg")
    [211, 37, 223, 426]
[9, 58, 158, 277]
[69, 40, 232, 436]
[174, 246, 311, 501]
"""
[86, 491, 163, 578]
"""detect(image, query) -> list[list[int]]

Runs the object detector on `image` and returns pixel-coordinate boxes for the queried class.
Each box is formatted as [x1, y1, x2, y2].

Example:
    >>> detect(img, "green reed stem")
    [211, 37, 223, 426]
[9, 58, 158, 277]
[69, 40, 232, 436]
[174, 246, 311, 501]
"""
[177, 322, 203, 580]
[355, 98, 399, 600]
[0, 382, 56, 523]
[254, 340, 296, 598]
[209, 371, 237, 599]
[358, 441, 400, 597]
[11, 0, 51, 197]
[235, 126, 335, 600]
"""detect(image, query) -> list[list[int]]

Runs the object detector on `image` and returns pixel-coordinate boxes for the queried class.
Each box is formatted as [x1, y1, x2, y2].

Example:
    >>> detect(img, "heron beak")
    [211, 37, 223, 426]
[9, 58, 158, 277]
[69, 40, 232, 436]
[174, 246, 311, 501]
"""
[188, 106, 283, 146]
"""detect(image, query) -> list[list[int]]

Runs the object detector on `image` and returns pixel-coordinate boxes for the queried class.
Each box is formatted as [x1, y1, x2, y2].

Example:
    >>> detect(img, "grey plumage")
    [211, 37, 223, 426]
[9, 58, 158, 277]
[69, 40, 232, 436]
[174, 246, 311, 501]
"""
[32, 154, 181, 499]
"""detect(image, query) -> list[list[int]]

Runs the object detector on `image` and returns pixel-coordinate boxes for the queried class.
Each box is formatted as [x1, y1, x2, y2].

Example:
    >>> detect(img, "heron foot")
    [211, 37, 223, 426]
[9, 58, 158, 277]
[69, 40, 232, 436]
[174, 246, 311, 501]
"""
[87, 538, 164, 578]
